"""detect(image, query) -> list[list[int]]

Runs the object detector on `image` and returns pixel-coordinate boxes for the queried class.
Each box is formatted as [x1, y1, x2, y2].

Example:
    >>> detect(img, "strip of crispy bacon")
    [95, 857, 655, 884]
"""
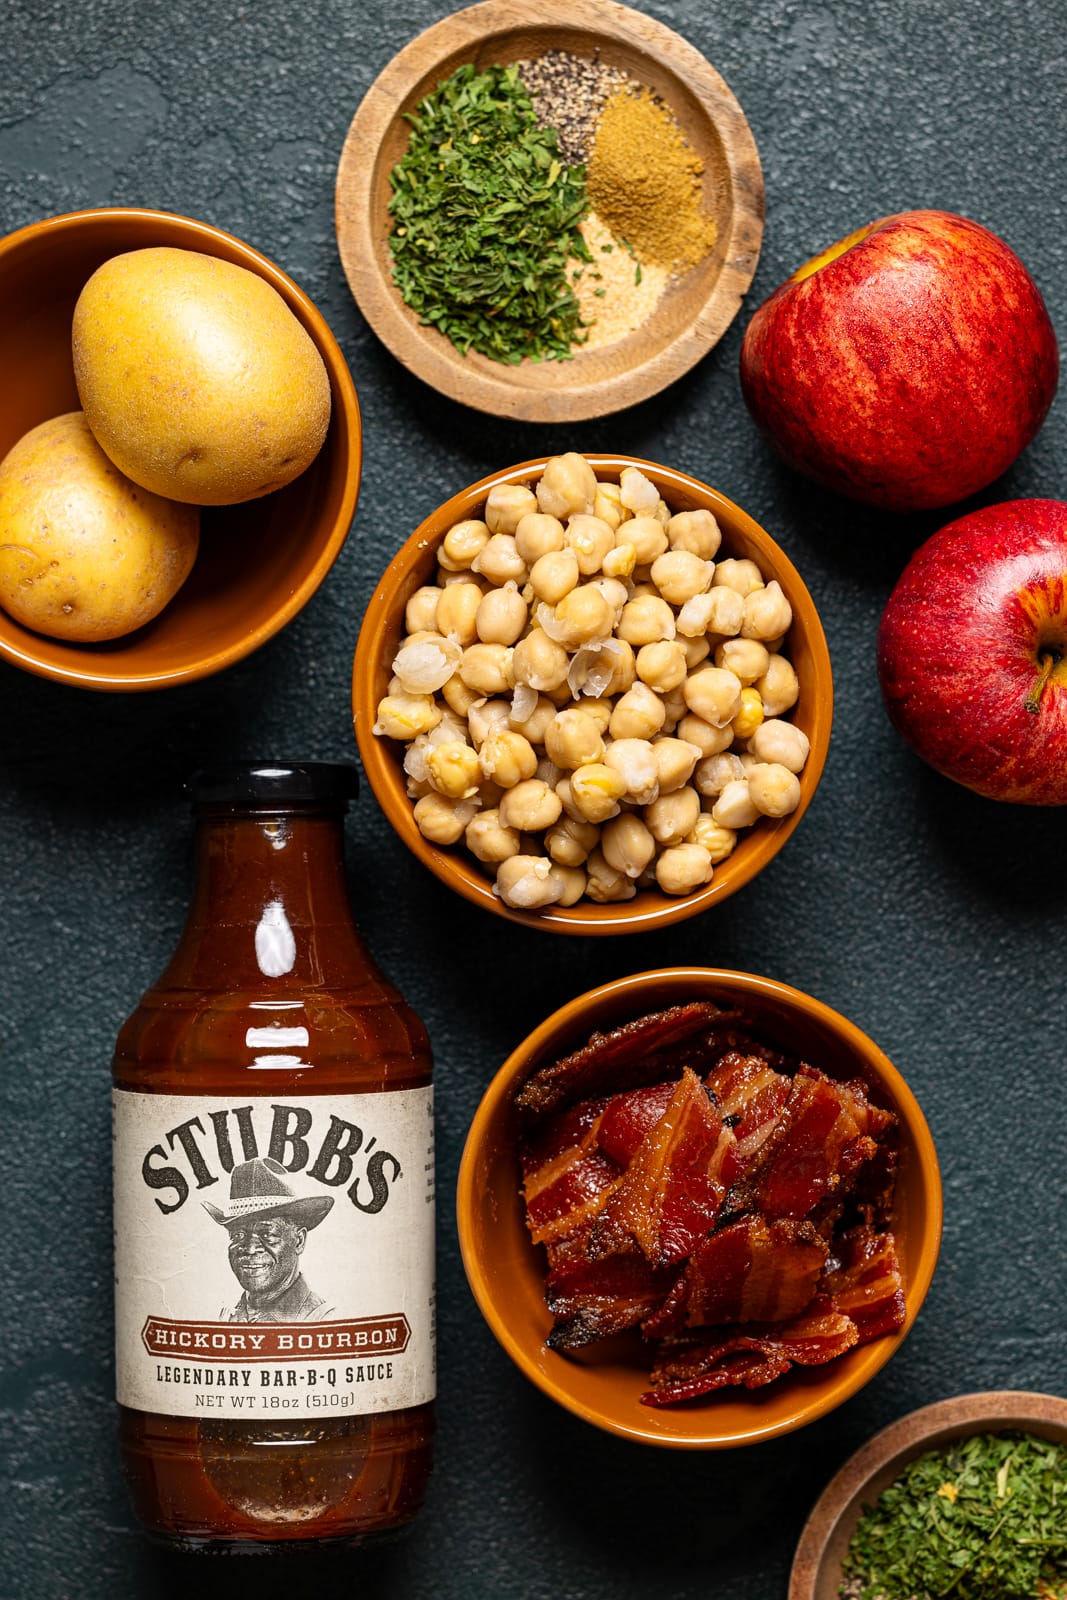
[641, 1300, 859, 1405]
[726, 1065, 881, 1221]
[706, 1053, 794, 1187]
[514, 1002, 742, 1121]
[642, 1216, 829, 1337]
[595, 1079, 676, 1166]
[545, 1250, 677, 1350]
[587, 1069, 733, 1267]
[520, 1098, 620, 1249]
[823, 1225, 907, 1343]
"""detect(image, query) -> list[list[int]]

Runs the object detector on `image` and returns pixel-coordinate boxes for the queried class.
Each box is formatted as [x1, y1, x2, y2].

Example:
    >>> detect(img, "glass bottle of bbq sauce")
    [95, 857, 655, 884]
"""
[112, 762, 435, 1550]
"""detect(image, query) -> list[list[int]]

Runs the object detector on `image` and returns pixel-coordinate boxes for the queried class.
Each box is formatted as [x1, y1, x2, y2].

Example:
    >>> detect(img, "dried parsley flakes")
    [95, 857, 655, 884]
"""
[841, 1431, 1067, 1599]
[387, 62, 591, 365]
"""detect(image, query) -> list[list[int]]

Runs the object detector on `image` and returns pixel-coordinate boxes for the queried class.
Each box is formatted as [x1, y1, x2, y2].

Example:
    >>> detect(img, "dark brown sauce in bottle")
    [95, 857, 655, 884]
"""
[112, 763, 434, 1550]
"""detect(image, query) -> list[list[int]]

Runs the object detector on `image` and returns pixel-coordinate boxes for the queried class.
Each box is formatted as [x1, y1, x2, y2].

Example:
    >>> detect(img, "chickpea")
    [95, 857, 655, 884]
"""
[715, 637, 771, 684]
[694, 752, 746, 797]
[609, 682, 667, 741]
[478, 728, 538, 788]
[668, 508, 722, 560]
[680, 634, 711, 671]
[438, 565, 481, 587]
[494, 855, 565, 910]
[594, 480, 626, 530]
[714, 557, 764, 597]
[459, 642, 514, 696]
[536, 452, 597, 518]
[731, 687, 765, 741]
[413, 792, 478, 845]
[545, 707, 605, 769]
[439, 518, 490, 570]
[748, 718, 810, 773]
[528, 547, 581, 606]
[467, 698, 511, 748]
[581, 697, 614, 736]
[650, 550, 714, 606]
[535, 756, 564, 791]
[548, 863, 587, 907]
[674, 714, 731, 757]
[619, 465, 659, 514]
[373, 693, 442, 740]
[485, 483, 538, 535]
[512, 629, 570, 693]
[602, 542, 637, 579]
[617, 594, 676, 647]
[659, 684, 688, 733]
[476, 582, 528, 645]
[436, 581, 483, 645]
[392, 633, 462, 695]
[566, 514, 616, 575]
[465, 809, 521, 863]
[405, 584, 444, 634]
[676, 586, 744, 638]
[553, 584, 615, 647]
[603, 637, 636, 695]
[746, 761, 802, 817]
[621, 514, 668, 564]
[742, 579, 793, 641]
[652, 737, 702, 793]
[568, 763, 627, 823]
[711, 778, 759, 830]
[426, 741, 481, 799]
[601, 814, 656, 879]
[509, 693, 556, 746]
[656, 842, 714, 895]
[588, 576, 629, 622]
[645, 786, 701, 846]
[440, 673, 482, 718]
[514, 512, 565, 565]
[604, 737, 659, 804]
[757, 653, 800, 716]
[636, 640, 687, 693]
[471, 533, 526, 586]
[499, 779, 563, 833]
[584, 846, 638, 903]
[682, 666, 743, 728]
[545, 814, 600, 867]
[688, 814, 738, 863]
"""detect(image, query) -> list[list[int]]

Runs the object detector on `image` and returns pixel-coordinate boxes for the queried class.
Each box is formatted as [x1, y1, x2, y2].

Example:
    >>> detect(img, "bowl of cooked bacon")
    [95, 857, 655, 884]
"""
[457, 967, 942, 1447]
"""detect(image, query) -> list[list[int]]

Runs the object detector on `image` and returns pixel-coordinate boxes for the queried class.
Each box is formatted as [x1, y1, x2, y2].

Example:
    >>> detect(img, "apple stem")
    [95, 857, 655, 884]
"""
[1024, 651, 1057, 714]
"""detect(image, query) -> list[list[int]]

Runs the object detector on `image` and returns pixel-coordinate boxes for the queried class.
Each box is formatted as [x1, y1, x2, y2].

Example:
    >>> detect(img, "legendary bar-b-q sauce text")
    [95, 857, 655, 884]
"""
[112, 762, 434, 1549]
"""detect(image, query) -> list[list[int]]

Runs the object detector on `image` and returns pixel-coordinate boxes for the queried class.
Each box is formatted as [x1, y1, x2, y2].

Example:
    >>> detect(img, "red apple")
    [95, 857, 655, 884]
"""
[877, 499, 1067, 803]
[739, 210, 1059, 512]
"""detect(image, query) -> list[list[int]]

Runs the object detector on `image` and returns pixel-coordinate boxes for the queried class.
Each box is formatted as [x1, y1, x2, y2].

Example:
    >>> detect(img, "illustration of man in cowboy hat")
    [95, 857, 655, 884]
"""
[203, 1156, 335, 1323]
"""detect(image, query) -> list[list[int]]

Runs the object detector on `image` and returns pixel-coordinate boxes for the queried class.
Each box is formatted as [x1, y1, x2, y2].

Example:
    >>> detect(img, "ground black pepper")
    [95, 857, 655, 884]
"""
[517, 50, 633, 166]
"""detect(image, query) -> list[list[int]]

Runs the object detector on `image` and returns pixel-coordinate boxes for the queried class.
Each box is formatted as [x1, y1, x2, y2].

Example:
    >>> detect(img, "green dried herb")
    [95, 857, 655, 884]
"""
[387, 62, 591, 364]
[840, 1431, 1067, 1600]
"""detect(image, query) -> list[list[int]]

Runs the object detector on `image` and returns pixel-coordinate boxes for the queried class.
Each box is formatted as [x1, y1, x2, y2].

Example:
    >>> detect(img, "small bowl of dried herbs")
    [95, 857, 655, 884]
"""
[334, 0, 764, 421]
[789, 1390, 1067, 1600]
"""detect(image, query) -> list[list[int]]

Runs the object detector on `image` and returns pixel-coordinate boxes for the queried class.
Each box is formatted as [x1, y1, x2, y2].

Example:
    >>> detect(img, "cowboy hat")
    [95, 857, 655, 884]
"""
[202, 1156, 334, 1231]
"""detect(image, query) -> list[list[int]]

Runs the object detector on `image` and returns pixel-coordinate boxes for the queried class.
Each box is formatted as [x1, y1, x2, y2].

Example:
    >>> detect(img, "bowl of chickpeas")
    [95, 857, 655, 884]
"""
[352, 452, 832, 933]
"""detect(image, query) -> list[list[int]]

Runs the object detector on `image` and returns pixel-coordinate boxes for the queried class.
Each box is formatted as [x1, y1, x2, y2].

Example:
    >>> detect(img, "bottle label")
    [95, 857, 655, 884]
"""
[113, 1088, 435, 1420]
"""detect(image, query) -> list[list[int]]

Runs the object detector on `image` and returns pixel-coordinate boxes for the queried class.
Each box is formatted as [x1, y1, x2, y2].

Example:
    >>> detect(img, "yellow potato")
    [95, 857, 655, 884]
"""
[72, 247, 332, 506]
[0, 411, 199, 642]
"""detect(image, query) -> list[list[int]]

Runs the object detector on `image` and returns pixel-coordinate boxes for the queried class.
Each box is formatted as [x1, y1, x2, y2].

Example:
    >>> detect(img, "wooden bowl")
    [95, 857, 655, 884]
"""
[457, 968, 943, 1448]
[790, 1390, 1067, 1598]
[352, 454, 832, 935]
[0, 207, 360, 692]
[335, 0, 764, 421]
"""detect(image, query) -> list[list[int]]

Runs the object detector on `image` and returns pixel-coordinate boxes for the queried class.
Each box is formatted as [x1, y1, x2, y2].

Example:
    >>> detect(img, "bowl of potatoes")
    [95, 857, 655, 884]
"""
[352, 452, 832, 933]
[0, 207, 360, 691]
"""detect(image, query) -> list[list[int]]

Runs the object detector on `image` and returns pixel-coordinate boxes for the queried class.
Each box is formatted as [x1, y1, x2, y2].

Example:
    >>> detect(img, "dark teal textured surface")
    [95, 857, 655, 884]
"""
[2, 2, 1066, 1596]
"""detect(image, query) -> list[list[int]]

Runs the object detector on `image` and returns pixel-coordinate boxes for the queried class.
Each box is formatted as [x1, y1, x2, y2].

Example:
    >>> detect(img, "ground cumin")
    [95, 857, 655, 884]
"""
[588, 88, 717, 273]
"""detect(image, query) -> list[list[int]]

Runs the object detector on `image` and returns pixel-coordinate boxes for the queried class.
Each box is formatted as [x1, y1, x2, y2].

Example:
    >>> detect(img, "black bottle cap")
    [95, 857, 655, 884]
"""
[188, 762, 360, 810]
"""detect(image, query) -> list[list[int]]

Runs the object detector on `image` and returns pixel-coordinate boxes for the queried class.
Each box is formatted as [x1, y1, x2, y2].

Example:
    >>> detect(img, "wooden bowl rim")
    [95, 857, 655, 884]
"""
[351, 454, 833, 936]
[334, 0, 764, 420]
[789, 1389, 1067, 1598]
[0, 206, 361, 692]
[456, 966, 944, 1447]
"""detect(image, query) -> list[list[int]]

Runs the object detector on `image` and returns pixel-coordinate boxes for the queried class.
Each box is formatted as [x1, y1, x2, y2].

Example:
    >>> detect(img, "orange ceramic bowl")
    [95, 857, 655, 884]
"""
[457, 968, 942, 1448]
[0, 207, 361, 691]
[353, 456, 832, 934]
